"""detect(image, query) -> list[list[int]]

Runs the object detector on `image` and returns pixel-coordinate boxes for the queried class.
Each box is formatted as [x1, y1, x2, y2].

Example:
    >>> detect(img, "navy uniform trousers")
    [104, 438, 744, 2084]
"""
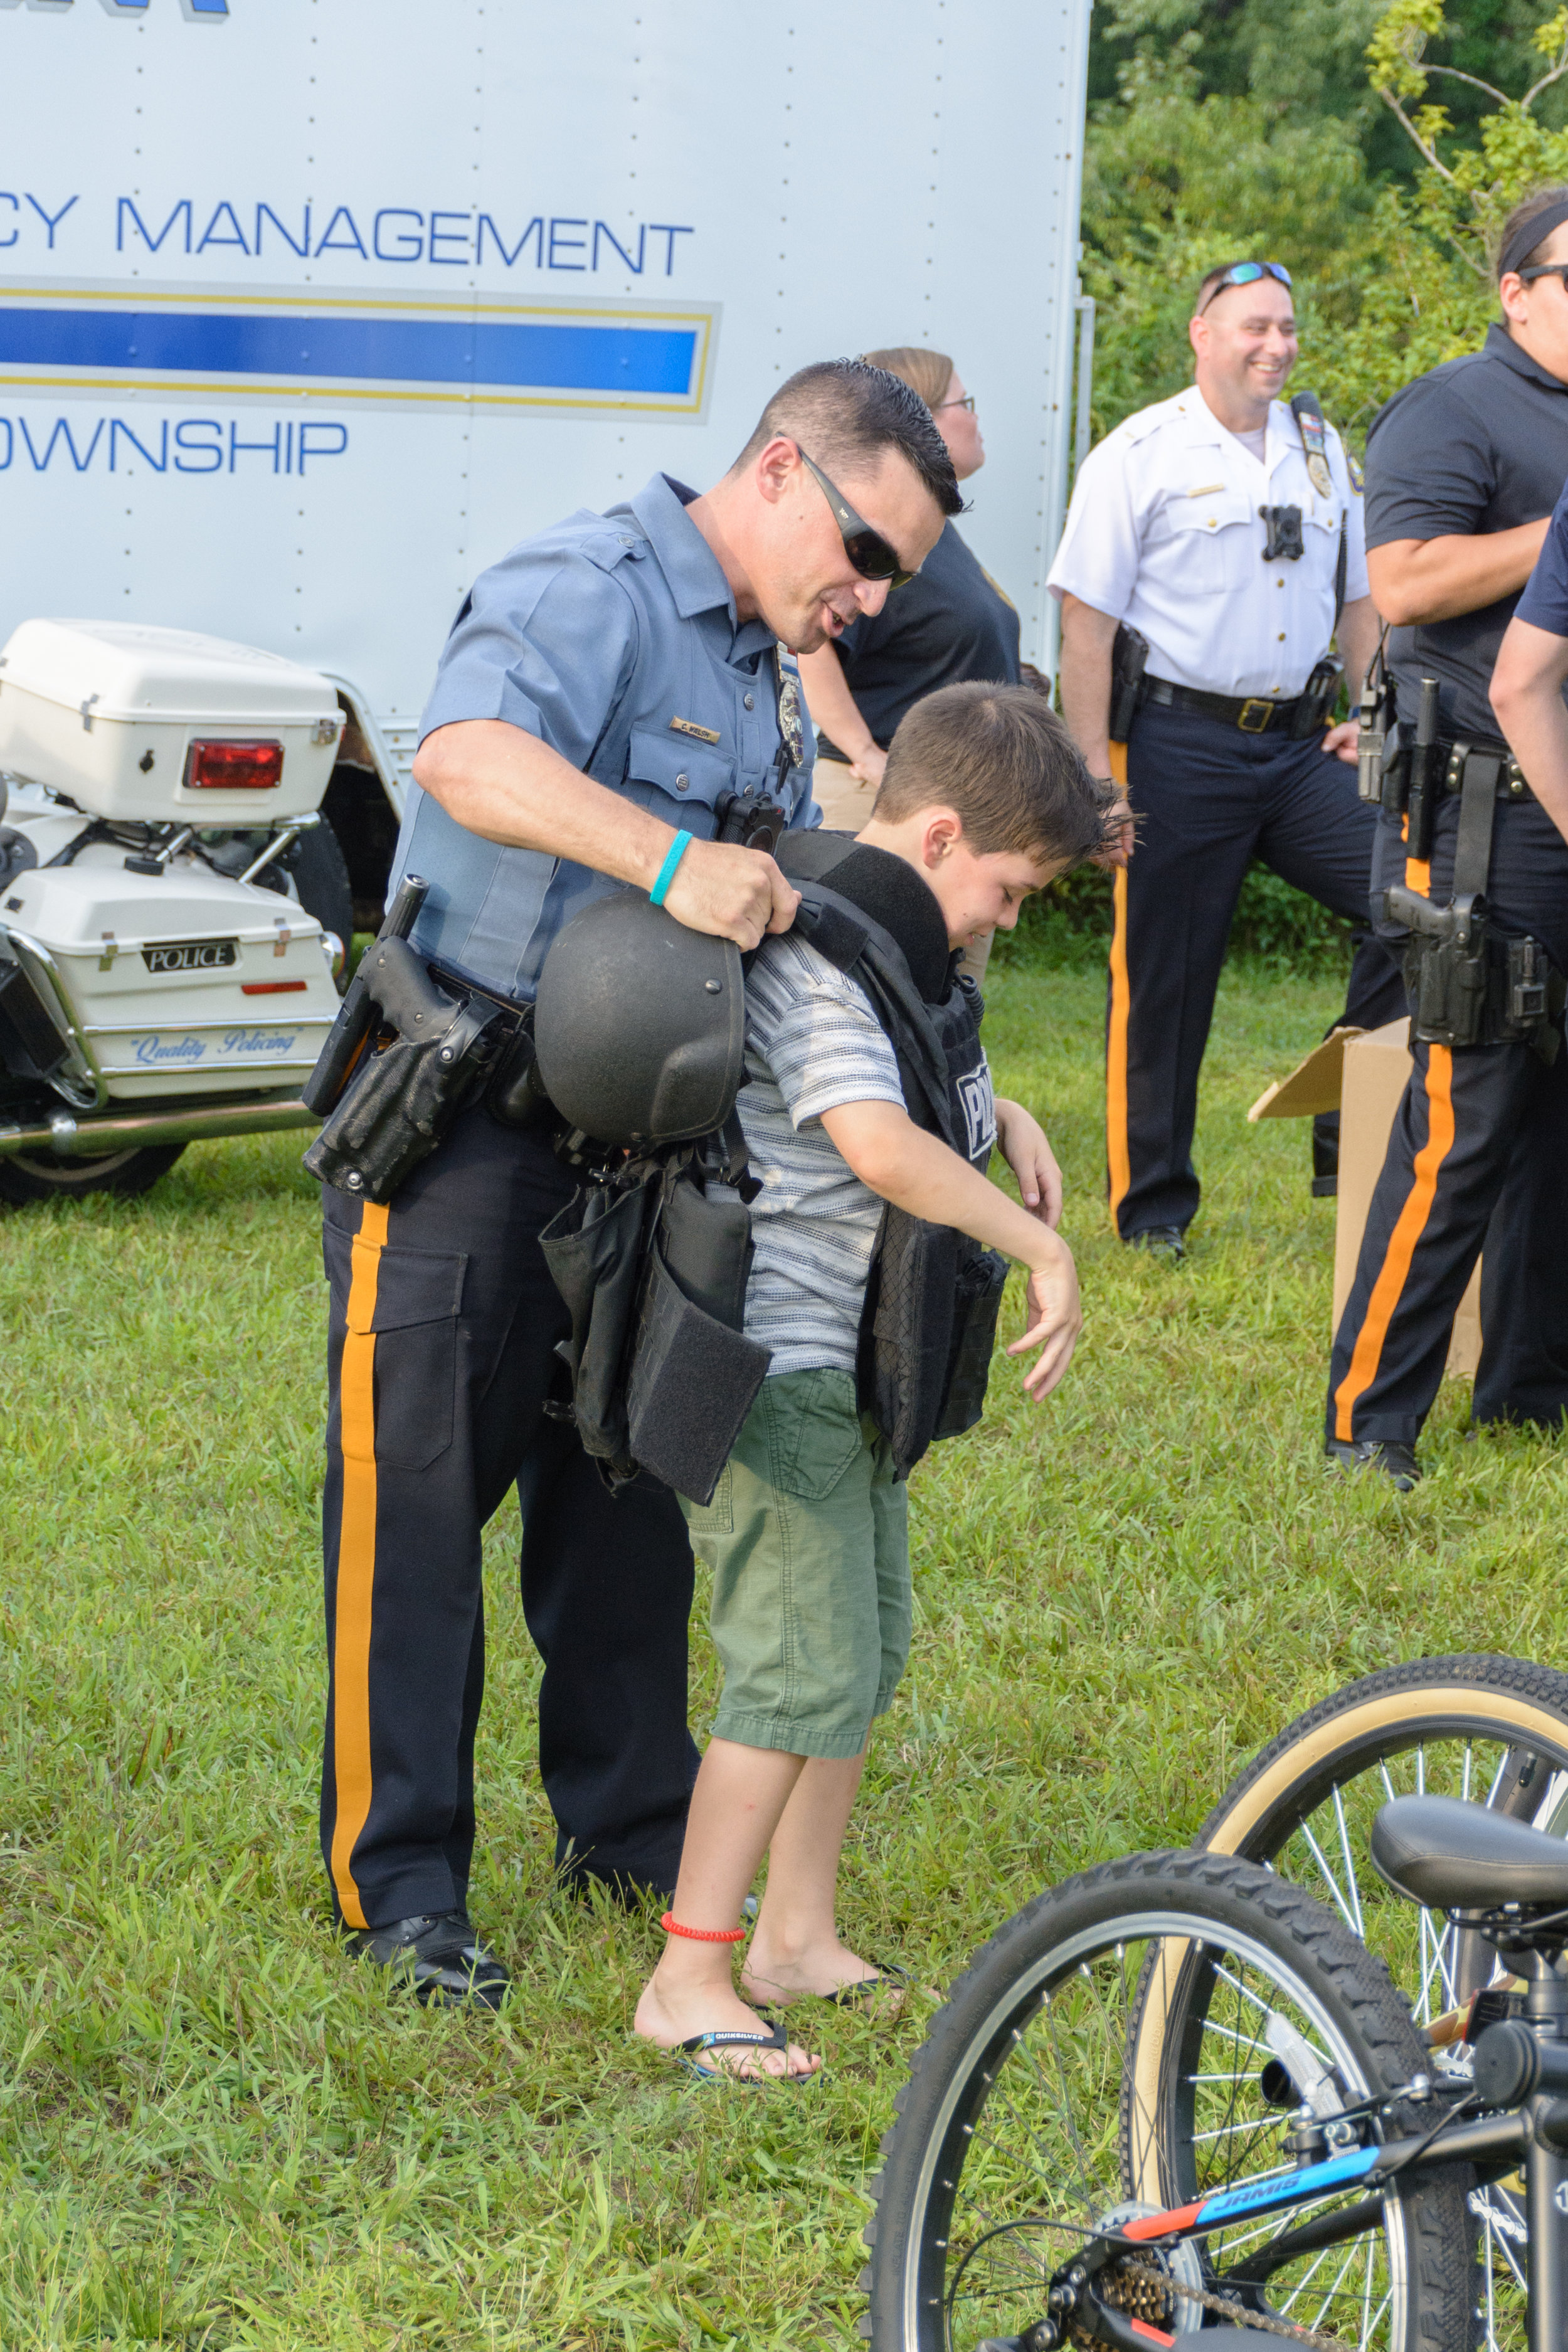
[1109, 697, 1406, 1238]
[1327, 795, 1568, 1446]
[319, 1103, 700, 1932]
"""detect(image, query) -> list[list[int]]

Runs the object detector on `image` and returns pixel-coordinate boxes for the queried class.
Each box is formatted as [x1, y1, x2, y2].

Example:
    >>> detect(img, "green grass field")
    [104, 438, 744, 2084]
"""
[3, 948, 1564, 2350]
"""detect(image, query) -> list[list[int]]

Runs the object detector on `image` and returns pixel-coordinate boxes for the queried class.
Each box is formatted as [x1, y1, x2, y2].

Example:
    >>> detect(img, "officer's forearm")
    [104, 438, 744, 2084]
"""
[1368, 524, 1550, 627]
[1057, 594, 1119, 774]
[1490, 617, 1568, 850]
[797, 647, 877, 761]
[413, 718, 681, 892]
[1335, 595, 1380, 700]
[819, 1100, 1073, 1277]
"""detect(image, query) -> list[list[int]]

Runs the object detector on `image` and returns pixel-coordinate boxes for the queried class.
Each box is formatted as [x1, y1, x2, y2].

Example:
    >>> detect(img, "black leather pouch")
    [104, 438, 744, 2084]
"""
[626, 1243, 771, 1506]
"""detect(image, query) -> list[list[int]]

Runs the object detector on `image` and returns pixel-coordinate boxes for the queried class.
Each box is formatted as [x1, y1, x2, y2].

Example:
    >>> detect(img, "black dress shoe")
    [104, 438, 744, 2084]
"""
[1325, 1436, 1422, 1491]
[1126, 1224, 1187, 1261]
[346, 1912, 511, 2009]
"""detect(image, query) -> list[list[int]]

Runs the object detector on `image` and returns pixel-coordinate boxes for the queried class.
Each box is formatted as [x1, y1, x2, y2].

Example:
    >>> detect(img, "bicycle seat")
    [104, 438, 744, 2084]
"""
[1371, 1795, 1568, 1910]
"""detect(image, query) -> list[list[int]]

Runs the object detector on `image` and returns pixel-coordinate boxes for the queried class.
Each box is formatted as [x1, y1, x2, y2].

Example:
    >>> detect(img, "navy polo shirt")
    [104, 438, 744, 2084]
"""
[1365, 324, 1568, 741]
[1515, 475, 1568, 639]
[392, 473, 817, 1002]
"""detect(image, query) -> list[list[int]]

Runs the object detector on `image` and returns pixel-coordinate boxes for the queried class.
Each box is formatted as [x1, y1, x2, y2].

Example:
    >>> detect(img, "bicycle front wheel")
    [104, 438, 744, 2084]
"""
[864, 1848, 1473, 2352]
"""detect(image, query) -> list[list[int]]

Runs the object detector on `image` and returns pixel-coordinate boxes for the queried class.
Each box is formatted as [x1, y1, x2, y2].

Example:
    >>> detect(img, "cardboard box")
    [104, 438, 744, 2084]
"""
[1251, 1017, 1481, 1379]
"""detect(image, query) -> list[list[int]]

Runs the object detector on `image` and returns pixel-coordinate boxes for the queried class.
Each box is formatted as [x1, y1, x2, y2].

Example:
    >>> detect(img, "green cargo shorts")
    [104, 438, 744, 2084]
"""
[681, 1366, 911, 1759]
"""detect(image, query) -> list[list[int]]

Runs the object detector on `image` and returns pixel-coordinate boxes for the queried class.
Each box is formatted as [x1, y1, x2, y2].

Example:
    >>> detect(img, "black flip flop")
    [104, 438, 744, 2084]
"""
[674, 2018, 819, 2085]
[746, 1960, 909, 2014]
[822, 1960, 909, 2010]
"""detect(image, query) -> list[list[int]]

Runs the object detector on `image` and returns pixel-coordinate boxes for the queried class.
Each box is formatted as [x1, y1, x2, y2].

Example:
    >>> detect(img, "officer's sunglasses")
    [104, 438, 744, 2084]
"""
[1197, 260, 1294, 314]
[796, 446, 914, 589]
[1520, 262, 1568, 290]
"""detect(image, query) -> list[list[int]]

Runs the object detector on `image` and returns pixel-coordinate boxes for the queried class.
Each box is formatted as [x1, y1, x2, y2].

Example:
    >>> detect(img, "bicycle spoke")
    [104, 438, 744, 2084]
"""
[1332, 1786, 1365, 1939]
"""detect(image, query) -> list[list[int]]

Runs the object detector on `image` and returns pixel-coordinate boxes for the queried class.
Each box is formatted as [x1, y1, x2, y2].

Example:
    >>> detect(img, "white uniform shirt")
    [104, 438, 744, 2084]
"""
[1047, 386, 1369, 699]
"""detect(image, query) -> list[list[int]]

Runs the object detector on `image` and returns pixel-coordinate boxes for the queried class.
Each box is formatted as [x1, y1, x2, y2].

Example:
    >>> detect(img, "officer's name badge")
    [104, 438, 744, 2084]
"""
[669, 716, 721, 744]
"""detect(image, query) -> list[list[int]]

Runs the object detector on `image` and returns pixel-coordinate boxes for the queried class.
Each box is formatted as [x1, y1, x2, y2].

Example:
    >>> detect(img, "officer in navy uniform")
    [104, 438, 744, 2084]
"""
[1049, 259, 1405, 1256]
[1327, 188, 1568, 1488]
[317, 359, 958, 2006]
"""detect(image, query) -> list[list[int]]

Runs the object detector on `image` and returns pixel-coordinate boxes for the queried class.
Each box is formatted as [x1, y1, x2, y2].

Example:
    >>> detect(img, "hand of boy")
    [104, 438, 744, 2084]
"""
[994, 1096, 1062, 1228]
[1008, 1256, 1082, 1399]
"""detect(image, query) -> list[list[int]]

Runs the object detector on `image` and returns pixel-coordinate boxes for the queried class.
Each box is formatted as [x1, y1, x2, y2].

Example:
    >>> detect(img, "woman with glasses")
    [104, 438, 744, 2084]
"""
[798, 345, 1022, 977]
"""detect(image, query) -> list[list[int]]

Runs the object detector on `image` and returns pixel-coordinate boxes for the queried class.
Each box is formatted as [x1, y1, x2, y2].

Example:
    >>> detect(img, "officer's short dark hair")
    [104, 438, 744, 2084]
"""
[1496, 185, 1568, 282]
[872, 681, 1115, 867]
[734, 359, 963, 517]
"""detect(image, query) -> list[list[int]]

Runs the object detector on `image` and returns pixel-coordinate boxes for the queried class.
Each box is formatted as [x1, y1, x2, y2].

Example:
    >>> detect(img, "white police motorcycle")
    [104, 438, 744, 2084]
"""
[0, 618, 351, 1204]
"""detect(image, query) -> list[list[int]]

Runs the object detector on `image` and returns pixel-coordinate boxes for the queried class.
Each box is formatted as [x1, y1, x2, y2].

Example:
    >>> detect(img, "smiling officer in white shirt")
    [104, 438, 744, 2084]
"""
[1049, 259, 1404, 1258]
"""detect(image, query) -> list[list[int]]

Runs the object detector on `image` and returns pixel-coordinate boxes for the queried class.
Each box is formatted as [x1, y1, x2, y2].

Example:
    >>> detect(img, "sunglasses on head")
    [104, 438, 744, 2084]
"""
[1197, 260, 1294, 314]
[796, 446, 914, 589]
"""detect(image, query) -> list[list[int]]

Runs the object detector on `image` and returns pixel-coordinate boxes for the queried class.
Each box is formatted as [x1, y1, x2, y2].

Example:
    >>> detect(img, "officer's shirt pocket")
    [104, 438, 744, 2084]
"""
[326, 1228, 468, 1473]
[624, 726, 738, 832]
[1305, 505, 1342, 576]
[1162, 490, 1255, 593]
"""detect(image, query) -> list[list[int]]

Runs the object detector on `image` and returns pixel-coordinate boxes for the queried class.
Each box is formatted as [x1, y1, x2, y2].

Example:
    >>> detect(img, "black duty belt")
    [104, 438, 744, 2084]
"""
[427, 958, 531, 1027]
[1436, 738, 1532, 802]
[1142, 677, 1306, 734]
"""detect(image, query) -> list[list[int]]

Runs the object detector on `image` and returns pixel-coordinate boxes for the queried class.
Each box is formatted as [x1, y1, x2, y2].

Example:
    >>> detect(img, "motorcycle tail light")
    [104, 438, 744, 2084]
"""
[184, 739, 284, 790]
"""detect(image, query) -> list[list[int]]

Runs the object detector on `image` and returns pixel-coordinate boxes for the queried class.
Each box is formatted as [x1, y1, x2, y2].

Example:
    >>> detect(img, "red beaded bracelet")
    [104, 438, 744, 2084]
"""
[660, 1910, 746, 1943]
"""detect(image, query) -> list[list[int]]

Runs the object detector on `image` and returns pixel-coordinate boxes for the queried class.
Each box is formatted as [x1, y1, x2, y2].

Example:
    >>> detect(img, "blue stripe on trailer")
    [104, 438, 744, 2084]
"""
[1196, 2144, 1383, 2228]
[0, 306, 697, 396]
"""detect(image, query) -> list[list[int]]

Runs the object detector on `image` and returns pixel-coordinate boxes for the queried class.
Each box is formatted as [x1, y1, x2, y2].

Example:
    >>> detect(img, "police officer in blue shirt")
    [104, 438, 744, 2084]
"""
[319, 360, 960, 2006]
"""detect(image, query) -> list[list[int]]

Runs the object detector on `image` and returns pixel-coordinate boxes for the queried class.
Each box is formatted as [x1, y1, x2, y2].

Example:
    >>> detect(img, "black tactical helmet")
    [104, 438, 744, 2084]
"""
[532, 889, 746, 1147]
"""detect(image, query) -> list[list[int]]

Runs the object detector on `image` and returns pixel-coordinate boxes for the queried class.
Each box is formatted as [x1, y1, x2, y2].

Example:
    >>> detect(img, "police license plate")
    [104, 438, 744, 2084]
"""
[140, 938, 238, 973]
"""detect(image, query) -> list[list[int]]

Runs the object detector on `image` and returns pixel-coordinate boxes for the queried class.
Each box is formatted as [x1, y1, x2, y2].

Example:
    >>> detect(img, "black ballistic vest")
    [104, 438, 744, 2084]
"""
[776, 833, 1007, 1477]
[538, 836, 1007, 1502]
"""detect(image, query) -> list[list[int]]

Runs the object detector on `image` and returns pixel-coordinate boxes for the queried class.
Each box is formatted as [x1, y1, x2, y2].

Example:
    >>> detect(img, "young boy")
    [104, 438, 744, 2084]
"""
[634, 682, 1109, 2082]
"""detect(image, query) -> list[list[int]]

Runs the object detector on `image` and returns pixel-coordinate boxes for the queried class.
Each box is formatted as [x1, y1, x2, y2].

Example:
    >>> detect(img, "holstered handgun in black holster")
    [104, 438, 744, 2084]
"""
[302, 877, 512, 1202]
[1288, 654, 1346, 741]
[1384, 741, 1565, 1062]
[1109, 623, 1149, 743]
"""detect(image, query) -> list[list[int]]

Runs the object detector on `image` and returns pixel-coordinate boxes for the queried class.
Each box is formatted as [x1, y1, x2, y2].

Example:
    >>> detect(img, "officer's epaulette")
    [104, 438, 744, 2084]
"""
[580, 527, 649, 575]
[1115, 402, 1170, 448]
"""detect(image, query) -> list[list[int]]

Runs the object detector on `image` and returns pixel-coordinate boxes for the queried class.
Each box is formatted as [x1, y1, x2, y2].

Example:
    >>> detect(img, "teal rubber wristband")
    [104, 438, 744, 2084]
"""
[650, 829, 693, 908]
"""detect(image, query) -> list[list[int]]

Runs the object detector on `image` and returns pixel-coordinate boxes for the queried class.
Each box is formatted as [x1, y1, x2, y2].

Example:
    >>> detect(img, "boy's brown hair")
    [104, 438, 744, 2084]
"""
[870, 681, 1113, 867]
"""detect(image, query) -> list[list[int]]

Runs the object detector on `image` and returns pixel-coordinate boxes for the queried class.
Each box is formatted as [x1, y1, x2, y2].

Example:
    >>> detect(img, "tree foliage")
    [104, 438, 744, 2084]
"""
[1081, 0, 1568, 445]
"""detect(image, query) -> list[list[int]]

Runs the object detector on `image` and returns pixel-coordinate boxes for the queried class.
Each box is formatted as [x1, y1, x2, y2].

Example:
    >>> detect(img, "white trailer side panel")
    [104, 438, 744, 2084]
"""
[0, 0, 1091, 778]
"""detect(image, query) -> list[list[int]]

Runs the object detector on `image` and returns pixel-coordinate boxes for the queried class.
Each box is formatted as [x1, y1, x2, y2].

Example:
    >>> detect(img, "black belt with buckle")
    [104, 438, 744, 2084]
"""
[1142, 676, 1305, 734]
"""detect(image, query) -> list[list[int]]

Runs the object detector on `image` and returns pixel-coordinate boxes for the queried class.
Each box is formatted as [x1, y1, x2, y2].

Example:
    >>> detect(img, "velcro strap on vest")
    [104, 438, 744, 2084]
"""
[795, 893, 869, 973]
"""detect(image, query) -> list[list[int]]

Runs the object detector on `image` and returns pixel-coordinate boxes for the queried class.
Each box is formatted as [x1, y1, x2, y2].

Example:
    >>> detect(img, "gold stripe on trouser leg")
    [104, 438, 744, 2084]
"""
[1332, 1044, 1456, 1442]
[1104, 740, 1132, 1230]
[330, 1197, 390, 1929]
